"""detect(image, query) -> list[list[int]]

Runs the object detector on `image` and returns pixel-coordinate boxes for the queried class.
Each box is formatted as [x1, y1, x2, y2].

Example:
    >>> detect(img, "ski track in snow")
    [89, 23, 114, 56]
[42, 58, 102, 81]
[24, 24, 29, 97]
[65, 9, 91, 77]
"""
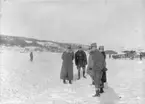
[0, 50, 145, 104]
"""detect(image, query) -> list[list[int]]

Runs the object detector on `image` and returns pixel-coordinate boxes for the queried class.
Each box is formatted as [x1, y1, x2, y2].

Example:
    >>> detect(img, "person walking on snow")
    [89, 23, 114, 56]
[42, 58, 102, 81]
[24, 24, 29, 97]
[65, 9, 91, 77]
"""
[60, 46, 74, 84]
[109, 54, 111, 59]
[87, 43, 105, 97]
[75, 46, 87, 80]
[140, 52, 143, 60]
[30, 51, 33, 62]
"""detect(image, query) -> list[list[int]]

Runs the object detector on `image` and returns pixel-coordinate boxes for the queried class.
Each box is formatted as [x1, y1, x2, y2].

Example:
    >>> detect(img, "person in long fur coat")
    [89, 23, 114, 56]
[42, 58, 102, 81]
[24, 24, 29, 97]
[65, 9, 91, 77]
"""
[87, 43, 105, 97]
[60, 46, 74, 84]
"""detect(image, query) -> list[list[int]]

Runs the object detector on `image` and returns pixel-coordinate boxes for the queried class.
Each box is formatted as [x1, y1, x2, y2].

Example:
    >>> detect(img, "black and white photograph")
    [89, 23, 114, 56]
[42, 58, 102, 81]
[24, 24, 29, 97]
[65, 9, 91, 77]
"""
[0, 0, 145, 104]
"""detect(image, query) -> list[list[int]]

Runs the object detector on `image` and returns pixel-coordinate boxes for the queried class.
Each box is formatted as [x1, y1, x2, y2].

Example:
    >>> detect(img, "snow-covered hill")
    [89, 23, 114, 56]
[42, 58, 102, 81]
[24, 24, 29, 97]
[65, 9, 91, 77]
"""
[0, 35, 89, 53]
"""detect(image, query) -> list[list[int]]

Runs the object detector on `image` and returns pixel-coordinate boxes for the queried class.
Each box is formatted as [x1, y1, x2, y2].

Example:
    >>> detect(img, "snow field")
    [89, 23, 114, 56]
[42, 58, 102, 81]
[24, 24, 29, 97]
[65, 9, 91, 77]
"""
[0, 50, 145, 104]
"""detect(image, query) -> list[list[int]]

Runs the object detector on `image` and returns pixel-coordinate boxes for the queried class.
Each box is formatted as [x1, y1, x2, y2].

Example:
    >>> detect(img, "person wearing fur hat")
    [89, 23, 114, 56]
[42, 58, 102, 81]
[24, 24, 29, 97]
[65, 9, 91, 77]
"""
[60, 45, 74, 84]
[75, 45, 87, 80]
[87, 43, 105, 97]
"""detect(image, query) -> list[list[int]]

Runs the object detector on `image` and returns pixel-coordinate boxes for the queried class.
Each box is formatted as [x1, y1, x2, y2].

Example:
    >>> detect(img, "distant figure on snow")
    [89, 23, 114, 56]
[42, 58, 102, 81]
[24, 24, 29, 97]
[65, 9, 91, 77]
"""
[109, 54, 111, 59]
[60, 46, 74, 84]
[75, 46, 87, 80]
[30, 51, 33, 62]
[87, 43, 105, 97]
[140, 52, 142, 60]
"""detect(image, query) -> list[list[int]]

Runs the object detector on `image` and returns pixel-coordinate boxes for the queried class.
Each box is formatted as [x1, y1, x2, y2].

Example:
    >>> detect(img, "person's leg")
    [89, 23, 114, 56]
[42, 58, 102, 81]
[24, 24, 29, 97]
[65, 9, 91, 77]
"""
[100, 82, 104, 93]
[69, 80, 72, 84]
[63, 73, 68, 84]
[82, 66, 86, 78]
[93, 71, 101, 97]
[30, 56, 32, 61]
[100, 71, 104, 93]
[101, 71, 105, 87]
[104, 71, 108, 88]
[77, 66, 81, 80]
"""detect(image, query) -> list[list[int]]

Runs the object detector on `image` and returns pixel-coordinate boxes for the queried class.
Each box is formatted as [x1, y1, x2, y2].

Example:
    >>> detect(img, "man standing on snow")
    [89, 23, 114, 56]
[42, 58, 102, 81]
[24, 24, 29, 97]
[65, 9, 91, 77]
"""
[75, 46, 87, 80]
[87, 43, 105, 97]
[109, 54, 111, 59]
[30, 51, 33, 62]
[140, 52, 142, 60]
[60, 45, 74, 84]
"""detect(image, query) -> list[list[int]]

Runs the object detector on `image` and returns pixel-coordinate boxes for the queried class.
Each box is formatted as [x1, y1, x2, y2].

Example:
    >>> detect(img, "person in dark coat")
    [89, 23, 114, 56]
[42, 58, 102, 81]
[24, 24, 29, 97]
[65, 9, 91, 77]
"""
[87, 43, 105, 97]
[99, 46, 108, 93]
[60, 46, 74, 84]
[30, 51, 33, 62]
[75, 46, 87, 80]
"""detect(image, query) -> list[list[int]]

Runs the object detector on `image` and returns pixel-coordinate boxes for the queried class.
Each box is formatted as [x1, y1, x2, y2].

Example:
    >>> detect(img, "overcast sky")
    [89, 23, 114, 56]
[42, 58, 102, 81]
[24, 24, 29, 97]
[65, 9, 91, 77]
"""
[1, 0, 145, 50]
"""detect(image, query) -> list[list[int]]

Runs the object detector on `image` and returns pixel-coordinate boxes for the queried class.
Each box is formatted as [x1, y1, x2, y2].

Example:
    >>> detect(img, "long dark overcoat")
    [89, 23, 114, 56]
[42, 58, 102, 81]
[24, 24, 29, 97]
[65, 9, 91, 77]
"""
[60, 51, 74, 80]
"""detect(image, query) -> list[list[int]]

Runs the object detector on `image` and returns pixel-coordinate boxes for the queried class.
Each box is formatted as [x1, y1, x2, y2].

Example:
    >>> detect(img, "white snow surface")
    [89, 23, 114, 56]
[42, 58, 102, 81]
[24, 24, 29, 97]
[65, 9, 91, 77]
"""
[0, 50, 145, 104]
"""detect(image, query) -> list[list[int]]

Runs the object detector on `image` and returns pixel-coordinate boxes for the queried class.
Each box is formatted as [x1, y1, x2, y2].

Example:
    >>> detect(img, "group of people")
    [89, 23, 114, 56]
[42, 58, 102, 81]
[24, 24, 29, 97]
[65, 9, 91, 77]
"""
[60, 43, 107, 97]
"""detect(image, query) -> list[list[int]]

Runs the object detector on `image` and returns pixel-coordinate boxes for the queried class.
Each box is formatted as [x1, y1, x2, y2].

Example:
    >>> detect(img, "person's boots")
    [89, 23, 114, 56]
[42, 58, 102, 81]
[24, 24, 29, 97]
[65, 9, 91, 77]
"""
[93, 90, 100, 97]
[69, 80, 72, 84]
[83, 70, 86, 78]
[77, 71, 80, 80]
[63, 80, 67, 84]
[100, 88, 104, 93]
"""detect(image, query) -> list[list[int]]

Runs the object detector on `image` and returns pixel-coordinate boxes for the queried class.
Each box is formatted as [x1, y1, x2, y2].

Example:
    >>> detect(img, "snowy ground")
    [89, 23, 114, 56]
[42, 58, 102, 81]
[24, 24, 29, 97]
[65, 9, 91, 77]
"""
[0, 50, 145, 104]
